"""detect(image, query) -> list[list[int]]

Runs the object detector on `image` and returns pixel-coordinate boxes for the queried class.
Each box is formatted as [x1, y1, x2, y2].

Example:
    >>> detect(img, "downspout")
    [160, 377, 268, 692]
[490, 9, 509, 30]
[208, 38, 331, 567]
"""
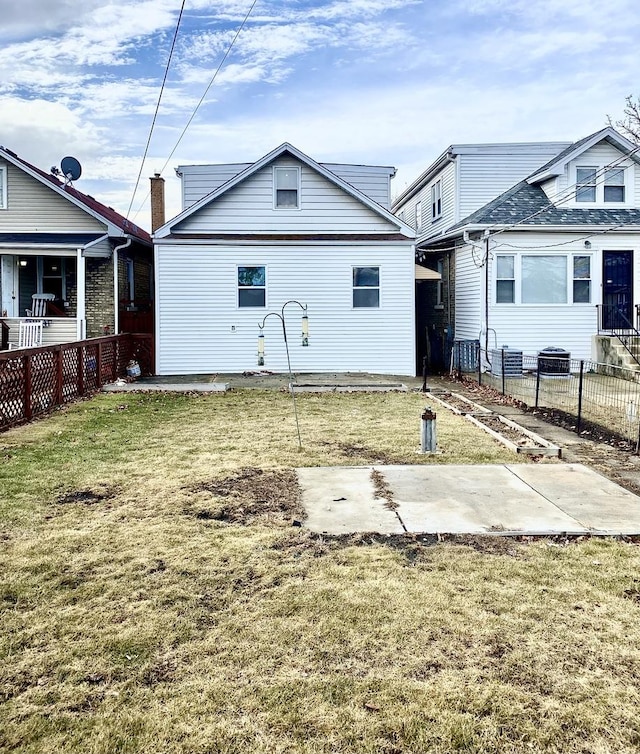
[112, 236, 133, 334]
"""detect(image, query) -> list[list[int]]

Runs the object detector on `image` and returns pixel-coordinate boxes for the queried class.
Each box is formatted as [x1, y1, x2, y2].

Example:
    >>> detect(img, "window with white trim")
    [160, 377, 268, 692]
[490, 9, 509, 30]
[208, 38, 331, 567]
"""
[436, 259, 444, 307]
[415, 201, 422, 230]
[0, 166, 7, 209]
[576, 167, 596, 202]
[238, 266, 266, 307]
[496, 255, 515, 303]
[575, 165, 627, 204]
[353, 266, 379, 308]
[431, 180, 442, 220]
[573, 255, 591, 303]
[274, 167, 300, 209]
[496, 254, 592, 304]
[604, 168, 625, 202]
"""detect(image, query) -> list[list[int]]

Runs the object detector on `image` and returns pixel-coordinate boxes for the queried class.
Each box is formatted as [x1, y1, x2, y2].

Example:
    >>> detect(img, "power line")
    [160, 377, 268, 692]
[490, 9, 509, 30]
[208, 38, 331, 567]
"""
[126, 0, 186, 221]
[131, 0, 259, 222]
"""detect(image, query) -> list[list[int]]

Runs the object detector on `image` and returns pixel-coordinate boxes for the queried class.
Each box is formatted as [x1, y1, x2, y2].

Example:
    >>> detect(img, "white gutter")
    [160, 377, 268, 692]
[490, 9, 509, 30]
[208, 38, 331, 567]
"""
[112, 236, 133, 334]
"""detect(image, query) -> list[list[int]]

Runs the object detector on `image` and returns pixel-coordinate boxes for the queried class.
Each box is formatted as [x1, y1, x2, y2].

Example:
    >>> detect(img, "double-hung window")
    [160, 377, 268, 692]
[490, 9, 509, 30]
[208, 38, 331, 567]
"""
[274, 167, 300, 209]
[604, 168, 625, 202]
[431, 180, 442, 220]
[496, 254, 591, 304]
[238, 266, 266, 307]
[496, 255, 515, 303]
[0, 166, 7, 209]
[576, 167, 596, 202]
[572, 255, 591, 303]
[353, 266, 379, 308]
[576, 165, 627, 203]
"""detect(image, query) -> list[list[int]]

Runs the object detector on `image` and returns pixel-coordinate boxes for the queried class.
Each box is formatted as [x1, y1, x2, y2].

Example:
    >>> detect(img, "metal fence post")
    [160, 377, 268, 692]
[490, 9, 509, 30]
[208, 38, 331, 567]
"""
[501, 347, 506, 395]
[478, 345, 482, 386]
[577, 360, 584, 434]
[535, 365, 541, 408]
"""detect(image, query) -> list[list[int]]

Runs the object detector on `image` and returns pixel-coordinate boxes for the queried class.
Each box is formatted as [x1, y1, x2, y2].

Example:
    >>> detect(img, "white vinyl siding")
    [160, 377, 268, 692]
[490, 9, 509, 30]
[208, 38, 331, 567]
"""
[482, 231, 640, 361]
[174, 157, 398, 234]
[3, 316, 78, 346]
[0, 166, 7, 209]
[0, 161, 106, 233]
[155, 244, 415, 375]
[454, 244, 483, 341]
[456, 143, 571, 220]
[179, 162, 394, 210]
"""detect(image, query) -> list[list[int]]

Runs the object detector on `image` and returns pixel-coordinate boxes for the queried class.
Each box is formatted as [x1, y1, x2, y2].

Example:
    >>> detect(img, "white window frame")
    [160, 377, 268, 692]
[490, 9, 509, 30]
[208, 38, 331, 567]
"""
[573, 163, 630, 205]
[352, 266, 380, 309]
[495, 253, 593, 305]
[237, 265, 266, 308]
[273, 166, 300, 210]
[431, 180, 442, 220]
[435, 259, 444, 308]
[0, 166, 7, 210]
[415, 201, 422, 230]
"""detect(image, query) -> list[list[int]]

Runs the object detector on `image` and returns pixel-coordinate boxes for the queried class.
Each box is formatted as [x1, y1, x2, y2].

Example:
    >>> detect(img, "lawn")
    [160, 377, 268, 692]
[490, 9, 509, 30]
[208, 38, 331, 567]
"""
[1, 389, 640, 753]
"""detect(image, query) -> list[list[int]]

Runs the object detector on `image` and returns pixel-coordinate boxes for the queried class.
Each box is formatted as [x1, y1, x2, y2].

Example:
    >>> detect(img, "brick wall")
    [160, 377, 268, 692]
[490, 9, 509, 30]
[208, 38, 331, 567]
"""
[86, 257, 114, 338]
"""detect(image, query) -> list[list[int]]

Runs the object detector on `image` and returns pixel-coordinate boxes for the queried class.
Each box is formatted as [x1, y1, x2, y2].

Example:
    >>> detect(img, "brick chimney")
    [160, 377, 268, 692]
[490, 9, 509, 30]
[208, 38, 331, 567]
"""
[150, 173, 165, 233]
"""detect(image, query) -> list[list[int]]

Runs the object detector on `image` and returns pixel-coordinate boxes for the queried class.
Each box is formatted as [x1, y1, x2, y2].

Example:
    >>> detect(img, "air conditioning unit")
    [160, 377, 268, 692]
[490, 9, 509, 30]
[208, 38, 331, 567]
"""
[491, 347, 523, 378]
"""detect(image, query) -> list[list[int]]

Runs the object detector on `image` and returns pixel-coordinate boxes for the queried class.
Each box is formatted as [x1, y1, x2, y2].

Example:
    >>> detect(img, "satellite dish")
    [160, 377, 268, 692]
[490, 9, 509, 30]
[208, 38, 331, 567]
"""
[60, 156, 82, 183]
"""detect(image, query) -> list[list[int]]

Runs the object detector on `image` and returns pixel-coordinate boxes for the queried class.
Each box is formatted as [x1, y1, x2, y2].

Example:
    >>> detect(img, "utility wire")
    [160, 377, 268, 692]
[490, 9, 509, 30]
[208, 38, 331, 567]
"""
[131, 0, 259, 222]
[126, 0, 186, 221]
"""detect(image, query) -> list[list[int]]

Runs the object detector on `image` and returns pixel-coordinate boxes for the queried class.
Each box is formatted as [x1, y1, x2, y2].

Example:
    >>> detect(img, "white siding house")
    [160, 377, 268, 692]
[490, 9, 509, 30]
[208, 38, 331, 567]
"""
[402, 128, 640, 366]
[154, 143, 416, 375]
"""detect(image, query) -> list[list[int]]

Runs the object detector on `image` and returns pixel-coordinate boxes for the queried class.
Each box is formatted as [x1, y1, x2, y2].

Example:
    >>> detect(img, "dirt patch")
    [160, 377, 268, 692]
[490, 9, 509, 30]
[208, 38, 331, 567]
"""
[470, 414, 546, 448]
[434, 392, 486, 414]
[321, 441, 406, 465]
[141, 655, 177, 686]
[186, 467, 304, 524]
[56, 486, 116, 506]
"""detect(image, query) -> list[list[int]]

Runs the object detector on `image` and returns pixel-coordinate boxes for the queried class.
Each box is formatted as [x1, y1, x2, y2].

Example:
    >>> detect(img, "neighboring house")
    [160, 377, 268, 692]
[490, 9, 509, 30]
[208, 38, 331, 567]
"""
[0, 146, 153, 348]
[153, 143, 417, 375]
[393, 128, 640, 366]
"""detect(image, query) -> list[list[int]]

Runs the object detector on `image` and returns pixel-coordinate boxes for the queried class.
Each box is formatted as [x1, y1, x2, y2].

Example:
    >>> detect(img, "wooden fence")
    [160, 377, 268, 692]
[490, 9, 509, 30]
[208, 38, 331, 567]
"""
[0, 334, 154, 431]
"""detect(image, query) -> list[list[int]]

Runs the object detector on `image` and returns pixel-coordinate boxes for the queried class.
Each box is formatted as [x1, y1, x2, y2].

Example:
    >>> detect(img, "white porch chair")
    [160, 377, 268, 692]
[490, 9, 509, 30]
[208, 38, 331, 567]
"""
[8, 320, 44, 350]
[26, 293, 55, 317]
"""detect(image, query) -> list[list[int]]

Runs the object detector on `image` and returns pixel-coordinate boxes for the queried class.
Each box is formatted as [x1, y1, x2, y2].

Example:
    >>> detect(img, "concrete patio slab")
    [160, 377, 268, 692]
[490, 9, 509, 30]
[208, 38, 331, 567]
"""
[297, 463, 640, 536]
[296, 466, 403, 535]
[379, 465, 582, 534]
[508, 464, 640, 534]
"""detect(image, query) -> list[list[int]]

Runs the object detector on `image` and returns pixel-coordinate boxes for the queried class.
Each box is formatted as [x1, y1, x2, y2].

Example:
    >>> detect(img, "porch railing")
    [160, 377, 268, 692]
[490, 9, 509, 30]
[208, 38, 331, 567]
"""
[0, 333, 154, 431]
[596, 304, 640, 368]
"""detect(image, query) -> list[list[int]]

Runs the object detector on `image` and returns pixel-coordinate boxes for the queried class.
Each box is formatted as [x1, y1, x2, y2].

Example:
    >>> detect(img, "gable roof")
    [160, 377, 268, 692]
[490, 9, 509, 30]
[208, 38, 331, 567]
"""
[443, 180, 640, 235]
[155, 142, 415, 239]
[0, 146, 151, 245]
[527, 127, 640, 184]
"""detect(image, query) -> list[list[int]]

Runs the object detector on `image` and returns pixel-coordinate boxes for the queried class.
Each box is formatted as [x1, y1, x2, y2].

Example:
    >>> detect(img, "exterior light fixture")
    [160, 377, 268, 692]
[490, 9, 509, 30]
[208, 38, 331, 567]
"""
[584, 240, 591, 249]
[301, 307, 309, 346]
[19, 259, 28, 267]
[257, 327, 265, 366]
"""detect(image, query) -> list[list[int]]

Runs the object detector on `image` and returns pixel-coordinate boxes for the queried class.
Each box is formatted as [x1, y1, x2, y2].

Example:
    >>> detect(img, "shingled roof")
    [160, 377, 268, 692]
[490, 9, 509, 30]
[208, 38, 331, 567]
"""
[0, 146, 151, 245]
[446, 180, 640, 232]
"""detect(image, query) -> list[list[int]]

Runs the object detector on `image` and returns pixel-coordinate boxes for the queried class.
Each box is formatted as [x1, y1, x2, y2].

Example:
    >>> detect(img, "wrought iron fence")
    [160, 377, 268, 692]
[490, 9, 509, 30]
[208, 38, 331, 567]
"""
[0, 333, 154, 431]
[452, 340, 640, 445]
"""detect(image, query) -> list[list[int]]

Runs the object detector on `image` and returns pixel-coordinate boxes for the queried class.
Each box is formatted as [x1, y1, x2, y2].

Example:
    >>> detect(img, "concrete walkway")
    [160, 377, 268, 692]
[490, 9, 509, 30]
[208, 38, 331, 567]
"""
[298, 464, 640, 536]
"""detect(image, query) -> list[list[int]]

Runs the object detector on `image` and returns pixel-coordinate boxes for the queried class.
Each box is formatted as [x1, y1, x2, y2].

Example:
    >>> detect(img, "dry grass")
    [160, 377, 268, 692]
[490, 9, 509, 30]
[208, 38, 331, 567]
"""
[1, 390, 640, 753]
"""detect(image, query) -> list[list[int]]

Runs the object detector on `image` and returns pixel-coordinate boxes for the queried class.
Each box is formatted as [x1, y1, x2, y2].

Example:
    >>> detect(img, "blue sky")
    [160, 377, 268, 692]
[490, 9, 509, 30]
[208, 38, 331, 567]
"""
[1, 0, 639, 227]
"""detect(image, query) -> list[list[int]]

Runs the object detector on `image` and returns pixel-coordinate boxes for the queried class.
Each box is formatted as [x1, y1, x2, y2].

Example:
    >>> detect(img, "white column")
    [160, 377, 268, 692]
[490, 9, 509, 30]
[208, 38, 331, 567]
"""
[77, 248, 86, 340]
[1, 255, 18, 317]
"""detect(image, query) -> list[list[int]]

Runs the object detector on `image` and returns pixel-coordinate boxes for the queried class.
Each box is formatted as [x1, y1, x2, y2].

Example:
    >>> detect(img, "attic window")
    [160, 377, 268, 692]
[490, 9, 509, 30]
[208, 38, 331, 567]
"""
[604, 168, 625, 202]
[576, 167, 596, 202]
[0, 166, 7, 209]
[274, 167, 300, 209]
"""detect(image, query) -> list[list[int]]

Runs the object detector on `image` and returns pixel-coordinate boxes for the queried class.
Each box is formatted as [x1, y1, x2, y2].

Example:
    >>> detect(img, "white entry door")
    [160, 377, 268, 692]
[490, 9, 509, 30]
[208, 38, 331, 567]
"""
[1, 255, 18, 317]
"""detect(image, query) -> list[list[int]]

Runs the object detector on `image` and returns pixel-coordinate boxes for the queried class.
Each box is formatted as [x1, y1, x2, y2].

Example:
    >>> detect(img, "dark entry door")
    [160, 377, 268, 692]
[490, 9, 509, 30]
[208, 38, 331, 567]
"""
[603, 251, 633, 329]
